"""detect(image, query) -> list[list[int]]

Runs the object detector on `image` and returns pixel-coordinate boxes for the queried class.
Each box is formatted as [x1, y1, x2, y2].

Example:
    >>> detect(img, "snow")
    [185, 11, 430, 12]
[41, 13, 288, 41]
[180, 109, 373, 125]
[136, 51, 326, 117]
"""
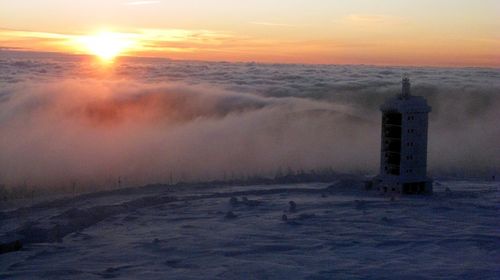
[1, 180, 499, 279]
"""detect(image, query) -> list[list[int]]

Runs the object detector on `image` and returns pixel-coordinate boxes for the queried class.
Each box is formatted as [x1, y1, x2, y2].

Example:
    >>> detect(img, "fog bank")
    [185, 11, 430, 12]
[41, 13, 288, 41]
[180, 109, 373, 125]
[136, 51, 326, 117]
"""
[1, 54, 499, 189]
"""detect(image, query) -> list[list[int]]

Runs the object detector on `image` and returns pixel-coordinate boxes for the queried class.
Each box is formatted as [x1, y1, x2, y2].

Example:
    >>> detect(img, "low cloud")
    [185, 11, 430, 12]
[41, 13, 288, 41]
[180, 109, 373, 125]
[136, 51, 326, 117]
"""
[0, 54, 499, 190]
[0, 78, 377, 188]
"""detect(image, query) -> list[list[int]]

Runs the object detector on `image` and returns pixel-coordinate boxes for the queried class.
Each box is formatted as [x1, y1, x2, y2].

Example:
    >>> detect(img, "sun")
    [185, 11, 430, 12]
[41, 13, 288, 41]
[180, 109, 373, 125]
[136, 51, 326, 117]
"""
[78, 31, 134, 61]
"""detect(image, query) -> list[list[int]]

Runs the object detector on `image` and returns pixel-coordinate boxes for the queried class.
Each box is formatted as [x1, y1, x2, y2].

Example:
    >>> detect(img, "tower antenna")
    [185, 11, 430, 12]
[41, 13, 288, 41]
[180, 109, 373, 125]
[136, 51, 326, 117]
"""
[402, 73, 411, 99]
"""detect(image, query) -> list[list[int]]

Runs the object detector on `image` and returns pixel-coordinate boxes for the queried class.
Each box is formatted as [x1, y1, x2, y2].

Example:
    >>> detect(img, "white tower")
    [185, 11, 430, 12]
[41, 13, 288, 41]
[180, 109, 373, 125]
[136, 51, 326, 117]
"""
[374, 76, 432, 194]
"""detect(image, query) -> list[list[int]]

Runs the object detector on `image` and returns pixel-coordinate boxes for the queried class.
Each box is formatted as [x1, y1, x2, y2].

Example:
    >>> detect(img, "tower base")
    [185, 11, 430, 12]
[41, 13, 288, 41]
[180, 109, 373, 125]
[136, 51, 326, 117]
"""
[368, 177, 433, 195]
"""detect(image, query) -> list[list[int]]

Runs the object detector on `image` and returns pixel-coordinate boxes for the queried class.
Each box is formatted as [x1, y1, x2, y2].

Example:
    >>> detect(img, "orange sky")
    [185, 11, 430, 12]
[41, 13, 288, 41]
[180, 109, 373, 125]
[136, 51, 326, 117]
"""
[0, 0, 498, 67]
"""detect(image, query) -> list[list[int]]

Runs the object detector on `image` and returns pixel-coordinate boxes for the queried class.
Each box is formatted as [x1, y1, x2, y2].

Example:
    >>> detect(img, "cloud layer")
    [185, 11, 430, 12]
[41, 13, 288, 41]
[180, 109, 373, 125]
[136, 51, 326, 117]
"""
[0, 52, 499, 189]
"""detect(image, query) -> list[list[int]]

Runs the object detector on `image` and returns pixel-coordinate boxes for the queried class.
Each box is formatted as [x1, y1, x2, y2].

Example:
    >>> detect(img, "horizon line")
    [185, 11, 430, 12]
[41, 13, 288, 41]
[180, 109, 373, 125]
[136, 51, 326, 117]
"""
[1, 49, 499, 70]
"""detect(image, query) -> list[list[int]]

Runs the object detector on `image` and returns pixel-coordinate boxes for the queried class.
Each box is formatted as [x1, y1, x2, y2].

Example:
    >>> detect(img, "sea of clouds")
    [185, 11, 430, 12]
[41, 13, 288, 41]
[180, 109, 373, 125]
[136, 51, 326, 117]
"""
[0, 51, 499, 190]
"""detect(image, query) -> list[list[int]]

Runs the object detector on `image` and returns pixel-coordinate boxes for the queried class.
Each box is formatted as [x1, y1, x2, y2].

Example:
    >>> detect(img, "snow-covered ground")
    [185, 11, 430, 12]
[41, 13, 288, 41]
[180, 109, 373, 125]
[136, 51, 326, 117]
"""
[1, 179, 498, 279]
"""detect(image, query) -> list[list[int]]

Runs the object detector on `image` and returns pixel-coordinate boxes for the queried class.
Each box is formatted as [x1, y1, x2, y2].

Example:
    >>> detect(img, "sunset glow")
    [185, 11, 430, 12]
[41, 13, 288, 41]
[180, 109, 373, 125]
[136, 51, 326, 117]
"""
[0, 0, 498, 67]
[76, 32, 135, 61]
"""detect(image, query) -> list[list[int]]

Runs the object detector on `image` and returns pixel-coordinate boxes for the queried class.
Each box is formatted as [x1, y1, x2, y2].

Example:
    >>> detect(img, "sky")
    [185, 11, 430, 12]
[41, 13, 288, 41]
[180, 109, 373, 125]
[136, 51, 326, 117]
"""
[0, 0, 499, 66]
